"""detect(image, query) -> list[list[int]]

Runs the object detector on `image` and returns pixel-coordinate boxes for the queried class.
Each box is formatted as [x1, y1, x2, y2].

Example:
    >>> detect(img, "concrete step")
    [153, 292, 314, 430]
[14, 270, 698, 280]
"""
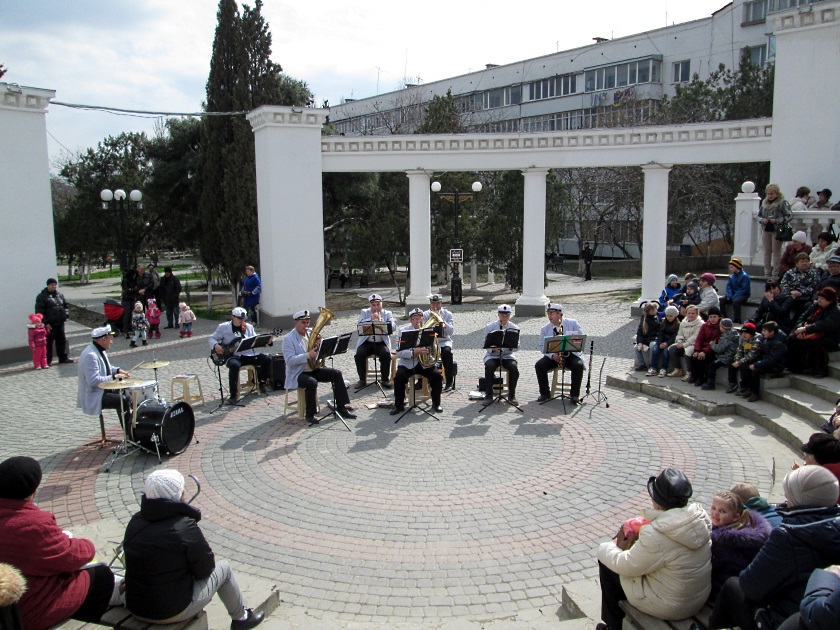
[760, 387, 834, 430]
[789, 374, 840, 405]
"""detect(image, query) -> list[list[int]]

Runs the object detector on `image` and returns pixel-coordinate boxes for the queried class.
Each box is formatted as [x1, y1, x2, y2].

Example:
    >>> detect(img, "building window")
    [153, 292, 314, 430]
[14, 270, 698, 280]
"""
[743, 0, 767, 24]
[672, 60, 691, 83]
[528, 78, 557, 101]
[559, 74, 577, 95]
[743, 44, 768, 67]
[585, 58, 661, 92]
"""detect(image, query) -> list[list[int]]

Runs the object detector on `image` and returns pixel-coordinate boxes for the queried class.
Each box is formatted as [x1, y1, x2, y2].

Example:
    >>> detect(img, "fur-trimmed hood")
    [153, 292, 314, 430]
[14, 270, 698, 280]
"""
[0, 562, 27, 606]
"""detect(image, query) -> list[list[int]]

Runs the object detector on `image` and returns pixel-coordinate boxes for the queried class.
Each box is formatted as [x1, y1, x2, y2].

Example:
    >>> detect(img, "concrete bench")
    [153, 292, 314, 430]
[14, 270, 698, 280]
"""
[53, 606, 207, 629]
[619, 601, 711, 630]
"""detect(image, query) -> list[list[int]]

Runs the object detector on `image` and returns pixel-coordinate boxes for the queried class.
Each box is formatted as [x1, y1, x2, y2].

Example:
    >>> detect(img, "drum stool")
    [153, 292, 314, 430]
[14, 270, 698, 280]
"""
[238, 365, 259, 398]
[170, 374, 205, 408]
[284, 387, 319, 417]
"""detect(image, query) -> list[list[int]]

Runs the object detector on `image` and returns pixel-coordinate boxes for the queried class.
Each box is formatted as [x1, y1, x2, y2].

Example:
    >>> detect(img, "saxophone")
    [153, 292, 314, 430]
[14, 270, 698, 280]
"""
[555, 321, 565, 370]
[306, 306, 335, 369]
[418, 311, 445, 367]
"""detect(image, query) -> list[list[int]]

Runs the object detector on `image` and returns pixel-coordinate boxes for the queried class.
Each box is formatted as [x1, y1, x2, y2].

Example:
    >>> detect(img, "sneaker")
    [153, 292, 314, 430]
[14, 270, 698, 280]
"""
[187, 331, 192, 337]
[658, 369, 667, 378]
[231, 608, 265, 629]
[34, 367, 41, 370]
[681, 374, 691, 382]
[726, 383, 739, 394]
[646, 368, 658, 376]
[130, 341, 137, 348]
[634, 365, 648, 372]
[667, 369, 683, 377]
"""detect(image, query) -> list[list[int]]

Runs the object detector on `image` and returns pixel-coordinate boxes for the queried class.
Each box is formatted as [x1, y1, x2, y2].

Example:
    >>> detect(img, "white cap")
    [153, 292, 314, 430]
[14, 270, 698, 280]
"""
[231, 307, 247, 319]
[408, 307, 424, 317]
[792, 231, 808, 243]
[497, 304, 512, 313]
[547, 303, 563, 312]
[144, 469, 185, 501]
[428, 293, 443, 302]
[91, 325, 115, 338]
[293, 310, 311, 320]
[368, 293, 382, 302]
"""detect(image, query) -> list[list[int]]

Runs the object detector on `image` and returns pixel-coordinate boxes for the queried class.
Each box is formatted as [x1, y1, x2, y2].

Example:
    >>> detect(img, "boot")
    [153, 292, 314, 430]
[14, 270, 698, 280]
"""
[179, 331, 185, 338]
[142, 340, 148, 346]
[155, 331, 161, 339]
[130, 341, 137, 348]
[187, 331, 192, 338]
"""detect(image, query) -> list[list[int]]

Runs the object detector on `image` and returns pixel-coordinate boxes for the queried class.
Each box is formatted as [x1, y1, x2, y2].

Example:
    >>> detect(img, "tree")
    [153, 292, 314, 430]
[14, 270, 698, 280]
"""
[416, 90, 462, 134]
[0, 64, 6, 79]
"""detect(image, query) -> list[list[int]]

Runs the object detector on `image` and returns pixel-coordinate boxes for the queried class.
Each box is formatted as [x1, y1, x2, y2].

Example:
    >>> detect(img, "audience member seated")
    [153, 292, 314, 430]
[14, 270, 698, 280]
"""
[813, 188, 832, 210]
[819, 398, 840, 435]
[667, 305, 702, 377]
[0, 562, 26, 629]
[809, 232, 836, 275]
[790, 186, 812, 213]
[0, 456, 117, 630]
[647, 306, 680, 377]
[595, 468, 711, 630]
[797, 433, 840, 500]
[779, 231, 813, 277]
[658, 274, 682, 315]
[729, 482, 783, 528]
[816, 255, 840, 295]
[123, 470, 264, 629]
[788, 287, 840, 379]
[697, 273, 721, 319]
[743, 321, 787, 403]
[678, 281, 701, 318]
[705, 318, 739, 391]
[633, 302, 659, 371]
[752, 280, 795, 333]
[709, 466, 840, 630]
[708, 491, 771, 602]
[731, 322, 764, 397]
[796, 565, 840, 630]
[721, 258, 751, 323]
[688, 306, 722, 386]
[781, 252, 821, 322]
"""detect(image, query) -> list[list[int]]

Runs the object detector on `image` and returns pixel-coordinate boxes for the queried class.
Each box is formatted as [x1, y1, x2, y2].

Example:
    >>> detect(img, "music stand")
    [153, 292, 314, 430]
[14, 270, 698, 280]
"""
[539, 334, 587, 410]
[481, 328, 523, 412]
[355, 321, 393, 397]
[393, 328, 441, 424]
[317, 333, 353, 431]
[209, 335, 269, 413]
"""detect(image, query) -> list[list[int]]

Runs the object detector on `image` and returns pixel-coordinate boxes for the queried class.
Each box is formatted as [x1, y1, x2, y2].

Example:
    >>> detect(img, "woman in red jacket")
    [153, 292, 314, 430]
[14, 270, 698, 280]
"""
[0, 456, 115, 630]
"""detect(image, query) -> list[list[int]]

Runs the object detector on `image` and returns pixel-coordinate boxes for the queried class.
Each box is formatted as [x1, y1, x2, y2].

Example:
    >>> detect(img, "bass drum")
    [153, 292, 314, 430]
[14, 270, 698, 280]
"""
[132, 400, 195, 456]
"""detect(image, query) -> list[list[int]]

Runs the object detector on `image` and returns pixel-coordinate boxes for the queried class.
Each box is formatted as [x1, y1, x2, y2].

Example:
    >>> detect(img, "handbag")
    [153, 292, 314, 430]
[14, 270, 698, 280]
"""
[775, 221, 793, 242]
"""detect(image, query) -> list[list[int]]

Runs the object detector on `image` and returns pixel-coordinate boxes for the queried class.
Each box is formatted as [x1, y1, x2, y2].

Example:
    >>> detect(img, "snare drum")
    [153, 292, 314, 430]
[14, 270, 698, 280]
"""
[132, 400, 195, 456]
[129, 380, 158, 403]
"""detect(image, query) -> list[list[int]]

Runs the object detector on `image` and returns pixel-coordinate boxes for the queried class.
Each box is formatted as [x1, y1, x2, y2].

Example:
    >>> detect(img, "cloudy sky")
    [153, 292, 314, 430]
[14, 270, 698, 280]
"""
[1, 0, 726, 169]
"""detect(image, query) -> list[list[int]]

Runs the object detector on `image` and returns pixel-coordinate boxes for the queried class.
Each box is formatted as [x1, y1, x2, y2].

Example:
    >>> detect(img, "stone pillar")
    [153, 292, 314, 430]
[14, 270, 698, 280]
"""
[406, 170, 432, 311]
[732, 181, 761, 267]
[247, 106, 329, 328]
[470, 259, 478, 290]
[487, 267, 495, 284]
[515, 168, 550, 316]
[640, 164, 672, 305]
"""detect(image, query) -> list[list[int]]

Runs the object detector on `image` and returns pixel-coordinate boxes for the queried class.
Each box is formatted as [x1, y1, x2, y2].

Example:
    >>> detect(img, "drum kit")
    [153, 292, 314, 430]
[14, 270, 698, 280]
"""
[100, 358, 196, 472]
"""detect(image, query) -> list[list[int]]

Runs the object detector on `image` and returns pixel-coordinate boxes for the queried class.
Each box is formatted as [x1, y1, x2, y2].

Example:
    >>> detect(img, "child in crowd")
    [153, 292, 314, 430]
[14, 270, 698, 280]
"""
[668, 305, 702, 377]
[678, 281, 701, 318]
[658, 274, 682, 315]
[146, 299, 162, 339]
[731, 322, 764, 400]
[634, 302, 660, 371]
[729, 482, 782, 528]
[708, 490, 772, 601]
[704, 318, 740, 391]
[130, 301, 149, 348]
[178, 302, 196, 338]
[27, 313, 48, 370]
[721, 258, 751, 324]
[740, 321, 787, 402]
[687, 306, 722, 385]
[648, 305, 680, 377]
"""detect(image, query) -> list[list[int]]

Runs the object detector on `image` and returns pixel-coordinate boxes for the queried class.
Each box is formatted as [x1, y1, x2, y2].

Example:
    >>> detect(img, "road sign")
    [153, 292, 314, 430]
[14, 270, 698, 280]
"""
[449, 249, 464, 263]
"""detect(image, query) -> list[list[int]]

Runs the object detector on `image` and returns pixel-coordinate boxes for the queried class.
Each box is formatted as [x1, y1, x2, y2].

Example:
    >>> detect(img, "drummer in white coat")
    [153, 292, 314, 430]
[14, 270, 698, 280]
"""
[77, 325, 132, 424]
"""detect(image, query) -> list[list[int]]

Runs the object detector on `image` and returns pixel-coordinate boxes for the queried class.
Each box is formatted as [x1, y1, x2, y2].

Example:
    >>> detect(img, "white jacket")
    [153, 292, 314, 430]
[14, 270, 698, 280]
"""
[76, 342, 120, 416]
[598, 503, 712, 620]
[675, 316, 703, 348]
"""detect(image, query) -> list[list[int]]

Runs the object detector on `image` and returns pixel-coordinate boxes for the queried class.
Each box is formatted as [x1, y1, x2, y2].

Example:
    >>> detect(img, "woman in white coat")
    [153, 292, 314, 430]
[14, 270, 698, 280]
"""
[596, 468, 712, 630]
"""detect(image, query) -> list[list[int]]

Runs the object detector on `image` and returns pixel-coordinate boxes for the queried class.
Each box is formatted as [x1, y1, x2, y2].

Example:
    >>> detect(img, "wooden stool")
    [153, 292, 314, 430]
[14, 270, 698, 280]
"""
[492, 368, 510, 395]
[238, 365, 259, 398]
[406, 375, 431, 406]
[365, 354, 391, 382]
[170, 374, 205, 407]
[284, 387, 319, 417]
[550, 368, 565, 397]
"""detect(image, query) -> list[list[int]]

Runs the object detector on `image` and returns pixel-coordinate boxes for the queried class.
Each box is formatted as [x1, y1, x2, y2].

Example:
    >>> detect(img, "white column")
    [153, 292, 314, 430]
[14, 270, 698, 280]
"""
[248, 106, 329, 328]
[470, 259, 478, 290]
[732, 182, 761, 266]
[515, 168, 550, 316]
[406, 170, 432, 310]
[640, 164, 672, 306]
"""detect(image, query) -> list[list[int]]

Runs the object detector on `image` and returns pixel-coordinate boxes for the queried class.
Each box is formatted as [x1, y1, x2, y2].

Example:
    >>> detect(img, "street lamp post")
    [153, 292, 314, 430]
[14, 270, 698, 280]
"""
[430, 180, 482, 305]
[100, 188, 142, 272]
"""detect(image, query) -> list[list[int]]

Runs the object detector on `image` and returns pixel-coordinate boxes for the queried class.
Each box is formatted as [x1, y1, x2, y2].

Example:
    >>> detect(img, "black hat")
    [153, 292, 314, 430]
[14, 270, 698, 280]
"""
[46, 278, 57, 285]
[647, 468, 693, 509]
[802, 433, 840, 465]
[164, 266, 173, 273]
[0, 456, 42, 500]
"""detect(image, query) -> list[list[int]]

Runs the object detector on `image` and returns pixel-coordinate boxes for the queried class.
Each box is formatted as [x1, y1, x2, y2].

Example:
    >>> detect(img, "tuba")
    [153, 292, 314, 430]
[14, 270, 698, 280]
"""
[418, 311, 445, 368]
[306, 306, 335, 369]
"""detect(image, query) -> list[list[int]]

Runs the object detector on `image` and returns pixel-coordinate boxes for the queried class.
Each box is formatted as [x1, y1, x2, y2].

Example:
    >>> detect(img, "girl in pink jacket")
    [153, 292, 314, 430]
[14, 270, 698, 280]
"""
[28, 313, 48, 369]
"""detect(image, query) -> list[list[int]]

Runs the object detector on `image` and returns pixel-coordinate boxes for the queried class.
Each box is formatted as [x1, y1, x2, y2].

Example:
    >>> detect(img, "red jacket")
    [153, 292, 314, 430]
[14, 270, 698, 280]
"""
[694, 319, 723, 354]
[0, 499, 95, 630]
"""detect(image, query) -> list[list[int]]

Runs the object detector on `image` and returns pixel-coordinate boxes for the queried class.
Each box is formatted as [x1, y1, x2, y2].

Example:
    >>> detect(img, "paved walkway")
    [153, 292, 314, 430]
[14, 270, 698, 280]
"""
[2, 274, 799, 628]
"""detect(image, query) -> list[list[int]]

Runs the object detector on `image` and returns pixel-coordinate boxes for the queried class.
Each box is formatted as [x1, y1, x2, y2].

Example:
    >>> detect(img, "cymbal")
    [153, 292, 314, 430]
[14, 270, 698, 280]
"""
[98, 378, 146, 390]
[137, 359, 171, 369]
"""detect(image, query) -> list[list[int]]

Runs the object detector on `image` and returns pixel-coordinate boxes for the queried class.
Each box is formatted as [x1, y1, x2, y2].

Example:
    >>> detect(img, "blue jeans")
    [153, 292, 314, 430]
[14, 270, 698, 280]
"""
[634, 347, 650, 368]
[649, 344, 667, 371]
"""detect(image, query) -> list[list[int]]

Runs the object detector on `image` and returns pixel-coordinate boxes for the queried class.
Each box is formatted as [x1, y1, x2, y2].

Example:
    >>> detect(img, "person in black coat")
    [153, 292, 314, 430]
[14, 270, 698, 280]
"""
[34, 278, 73, 365]
[581, 242, 594, 280]
[122, 470, 264, 629]
[160, 267, 183, 329]
[788, 287, 840, 378]
[751, 281, 794, 333]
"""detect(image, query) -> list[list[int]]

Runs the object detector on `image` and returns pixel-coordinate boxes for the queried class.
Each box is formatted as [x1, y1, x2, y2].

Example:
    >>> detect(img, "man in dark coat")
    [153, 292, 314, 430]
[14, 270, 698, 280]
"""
[34, 278, 73, 365]
[582, 242, 594, 281]
[160, 267, 182, 329]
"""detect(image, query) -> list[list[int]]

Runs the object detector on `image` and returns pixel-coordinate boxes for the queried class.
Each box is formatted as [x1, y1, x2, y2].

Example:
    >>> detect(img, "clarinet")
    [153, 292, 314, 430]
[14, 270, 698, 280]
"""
[585, 340, 594, 395]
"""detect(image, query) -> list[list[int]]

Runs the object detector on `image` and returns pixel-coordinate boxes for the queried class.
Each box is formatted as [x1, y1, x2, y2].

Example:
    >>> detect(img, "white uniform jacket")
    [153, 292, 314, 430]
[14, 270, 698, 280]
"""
[282, 328, 312, 389]
[395, 324, 426, 370]
[76, 342, 120, 416]
[422, 309, 454, 349]
[483, 320, 520, 363]
[355, 308, 394, 350]
[208, 320, 258, 357]
[539, 318, 584, 360]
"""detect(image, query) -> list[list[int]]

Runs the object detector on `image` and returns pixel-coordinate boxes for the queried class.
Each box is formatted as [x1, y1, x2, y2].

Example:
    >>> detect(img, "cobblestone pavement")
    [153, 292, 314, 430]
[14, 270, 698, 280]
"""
[1, 277, 798, 627]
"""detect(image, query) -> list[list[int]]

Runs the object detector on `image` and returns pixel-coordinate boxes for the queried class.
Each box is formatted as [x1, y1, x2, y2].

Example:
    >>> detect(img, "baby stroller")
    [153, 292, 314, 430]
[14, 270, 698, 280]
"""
[103, 299, 125, 334]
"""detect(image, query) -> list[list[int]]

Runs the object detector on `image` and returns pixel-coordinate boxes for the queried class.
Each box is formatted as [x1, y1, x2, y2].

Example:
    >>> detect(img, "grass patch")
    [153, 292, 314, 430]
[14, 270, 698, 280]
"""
[191, 307, 231, 322]
[59, 263, 193, 283]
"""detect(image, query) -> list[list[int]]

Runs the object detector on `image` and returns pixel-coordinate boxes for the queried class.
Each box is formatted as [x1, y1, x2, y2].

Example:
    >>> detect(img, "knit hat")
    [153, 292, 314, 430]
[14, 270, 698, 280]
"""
[741, 322, 757, 334]
[792, 231, 808, 244]
[700, 272, 716, 285]
[46, 278, 57, 285]
[720, 318, 733, 330]
[144, 469, 185, 501]
[707, 306, 722, 317]
[134, 301, 143, 310]
[178, 302, 187, 309]
[667, 274, 679, 284]
[147, 298, 156, 305]
[664, 305, 679, 317]
[729, 258, 743, 270]
[802, 433, 840, 465]
[783, 466, 839, 507]
[28, 313, 42, 324]
[0, 456, 42, 500]
[647, 468, 693, 509]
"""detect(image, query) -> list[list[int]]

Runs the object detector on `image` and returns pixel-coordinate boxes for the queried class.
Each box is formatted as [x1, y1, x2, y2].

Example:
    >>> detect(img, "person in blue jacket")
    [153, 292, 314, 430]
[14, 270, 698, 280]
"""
[796, 566, 840, 630]
[658, 275, 682, 318]
[240, 266, 261, 325]
[721, 258, 751, 324]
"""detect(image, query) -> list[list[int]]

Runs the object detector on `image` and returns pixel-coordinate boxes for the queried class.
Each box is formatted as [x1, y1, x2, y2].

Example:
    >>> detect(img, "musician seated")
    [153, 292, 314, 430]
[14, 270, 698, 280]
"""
[77, 325, 132, 424]
[391, 308, 444, 415]
[483, 304, 520, 405]
[534, 303, 586, 404]
[282, 310, 356, 425]
[353, 294, 393, 388]
[424, 293, 455, 391]
[209, 307, 272, 403]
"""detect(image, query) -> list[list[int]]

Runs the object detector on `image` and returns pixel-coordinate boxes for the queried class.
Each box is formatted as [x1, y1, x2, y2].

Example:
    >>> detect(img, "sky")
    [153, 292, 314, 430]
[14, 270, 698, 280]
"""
[0, 0, 728, 170]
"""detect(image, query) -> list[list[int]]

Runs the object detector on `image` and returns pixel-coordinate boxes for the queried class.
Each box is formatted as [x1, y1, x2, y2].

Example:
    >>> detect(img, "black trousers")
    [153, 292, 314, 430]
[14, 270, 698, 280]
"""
[598, 561, 627, 629]
[71, 564, 114, 623]
[721, 295, 749, 323]
[690, 352, 714, 383]
[121, 299, 134, 335]
[354, 341, 392, 381]
[393, 364, 443, 408]
[227, 353, 272, 396]
[165, 304, 178, 327]
[585, 262, 592, 280]
[709, 576, 758, 630]
[534, 354, 584, 398]
[787, 336, 836, 376]
[740, 363, 784, 395]
[101, 391, 133, 427]
[706, 360, 738, 386]
[46, 322, 69, 364]
[297, 367, 350, 417]
[485, 357, 519, 398]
